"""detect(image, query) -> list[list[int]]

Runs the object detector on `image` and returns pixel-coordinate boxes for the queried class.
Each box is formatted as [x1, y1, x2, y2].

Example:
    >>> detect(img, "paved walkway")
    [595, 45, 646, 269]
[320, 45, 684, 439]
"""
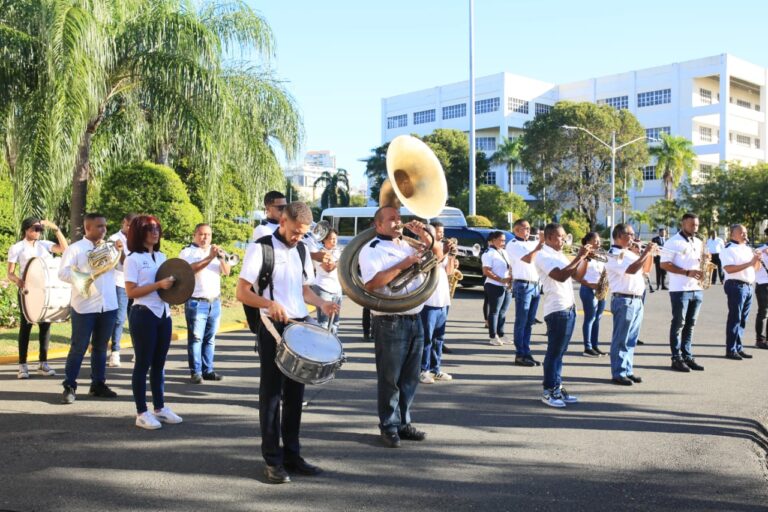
[1, 285, 767, 511]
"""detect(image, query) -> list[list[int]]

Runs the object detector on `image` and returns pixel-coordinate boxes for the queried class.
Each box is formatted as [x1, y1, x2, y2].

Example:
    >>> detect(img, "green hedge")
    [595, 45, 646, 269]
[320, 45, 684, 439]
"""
[0, 280, 19, 329]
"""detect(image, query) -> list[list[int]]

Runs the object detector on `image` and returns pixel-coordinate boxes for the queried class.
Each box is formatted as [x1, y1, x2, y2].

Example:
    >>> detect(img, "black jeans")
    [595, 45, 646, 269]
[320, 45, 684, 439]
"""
[362, 307, 371, 338]
[17, 291, 51, 364]
[756, 283, 768, 343]
[711, 254, 724, 284]
[653, 257, 666, 289]
[257, 321, 305, 466]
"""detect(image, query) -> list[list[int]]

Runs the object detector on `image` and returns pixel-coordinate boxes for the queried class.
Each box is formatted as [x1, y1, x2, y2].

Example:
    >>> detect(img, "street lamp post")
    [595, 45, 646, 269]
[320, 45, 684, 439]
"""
[561, 125, 646, 234]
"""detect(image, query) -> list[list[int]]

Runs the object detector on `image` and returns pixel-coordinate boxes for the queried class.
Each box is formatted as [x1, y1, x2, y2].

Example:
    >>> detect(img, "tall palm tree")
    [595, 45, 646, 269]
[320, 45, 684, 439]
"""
[313, 168, 350, 209]
[490, 137, 524, 193]
[650, 133, 696, 200]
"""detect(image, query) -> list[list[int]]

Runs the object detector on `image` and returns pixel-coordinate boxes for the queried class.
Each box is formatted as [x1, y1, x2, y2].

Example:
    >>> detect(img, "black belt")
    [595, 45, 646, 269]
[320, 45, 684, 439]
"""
[514, 279, 537, 284]
[190, 296, 219, 302]
[613, 293, 643, 299]
[375, 314, 419, 321]
[726, 280, 751, 286]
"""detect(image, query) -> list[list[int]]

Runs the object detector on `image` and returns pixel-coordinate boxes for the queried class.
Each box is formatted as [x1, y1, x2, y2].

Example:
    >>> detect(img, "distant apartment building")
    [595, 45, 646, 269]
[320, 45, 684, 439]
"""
[380, 54, 767, 218]
[284, 151, 337, 202]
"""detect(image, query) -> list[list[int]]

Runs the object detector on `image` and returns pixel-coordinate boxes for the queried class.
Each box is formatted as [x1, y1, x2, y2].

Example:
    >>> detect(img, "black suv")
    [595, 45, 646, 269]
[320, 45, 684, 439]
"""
[443, 227, 514, 288]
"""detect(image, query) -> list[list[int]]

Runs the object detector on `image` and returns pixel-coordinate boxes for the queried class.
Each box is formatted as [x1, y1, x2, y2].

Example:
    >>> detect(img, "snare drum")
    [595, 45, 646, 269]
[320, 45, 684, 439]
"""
[275, 322, 345, 385]
[21, 257, 71, 324]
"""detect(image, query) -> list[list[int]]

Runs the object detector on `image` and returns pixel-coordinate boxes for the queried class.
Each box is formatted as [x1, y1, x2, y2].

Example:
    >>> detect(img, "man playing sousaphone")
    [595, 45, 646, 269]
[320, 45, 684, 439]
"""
[7, 217, 68, 379]
[236, 202, 339, 484]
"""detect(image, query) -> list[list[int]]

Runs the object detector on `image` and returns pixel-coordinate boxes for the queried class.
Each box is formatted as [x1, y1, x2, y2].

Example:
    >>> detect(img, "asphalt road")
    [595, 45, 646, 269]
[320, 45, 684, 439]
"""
[1, 283, 767, 511]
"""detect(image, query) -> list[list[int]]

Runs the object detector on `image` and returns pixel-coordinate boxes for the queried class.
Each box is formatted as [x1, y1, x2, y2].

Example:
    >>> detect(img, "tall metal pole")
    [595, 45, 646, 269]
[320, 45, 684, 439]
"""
[610, 130, 616, 234]
[468, 0, 476, 216]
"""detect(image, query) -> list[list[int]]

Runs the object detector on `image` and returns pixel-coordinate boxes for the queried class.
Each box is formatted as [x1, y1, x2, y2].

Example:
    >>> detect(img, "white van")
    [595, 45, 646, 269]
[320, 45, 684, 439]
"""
[319, 206, 467, 248]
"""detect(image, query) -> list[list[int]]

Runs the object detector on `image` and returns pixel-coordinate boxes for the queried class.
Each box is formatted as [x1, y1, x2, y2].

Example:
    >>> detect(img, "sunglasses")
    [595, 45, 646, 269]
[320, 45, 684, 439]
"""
[32, 225, 44, 233]
[145, 225, 161, 234]
[272, 204, 287, 211]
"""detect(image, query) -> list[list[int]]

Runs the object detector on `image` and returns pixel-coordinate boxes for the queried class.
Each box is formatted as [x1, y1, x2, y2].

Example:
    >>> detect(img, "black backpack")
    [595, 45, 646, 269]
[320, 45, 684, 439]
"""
[243, 235, 307, 335]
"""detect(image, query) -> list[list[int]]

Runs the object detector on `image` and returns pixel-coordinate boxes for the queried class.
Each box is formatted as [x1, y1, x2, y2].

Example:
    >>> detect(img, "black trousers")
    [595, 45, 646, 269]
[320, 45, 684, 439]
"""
[711, 253, 724, 284]
[654, 257, 667, 289]
[257, 321, 305, 466]
[362, 307, 371, 338]
[756, 283, 768, 343]
[17, 291, 51, 364]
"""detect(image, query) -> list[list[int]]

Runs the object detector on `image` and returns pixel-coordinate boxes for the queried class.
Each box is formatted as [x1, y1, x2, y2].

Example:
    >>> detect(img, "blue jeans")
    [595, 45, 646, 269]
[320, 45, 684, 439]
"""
[610, 296, 644, 378]
[513, 281, 540, 356]
[579, 285, 605, 351]
[185, 298, 222, 375]
[542, 307, 576, 390]
[724, 280, 753, 354]
[63, 309, 117, 389]
[420, 306, 447, 373]
[373, 315, 424, 434]
[668, 290, 703, 360]
[310, 285, 341, 334]
[110, 285, 130, 352]
[485, 283, 512, 338]
[130, 306, 172, 414]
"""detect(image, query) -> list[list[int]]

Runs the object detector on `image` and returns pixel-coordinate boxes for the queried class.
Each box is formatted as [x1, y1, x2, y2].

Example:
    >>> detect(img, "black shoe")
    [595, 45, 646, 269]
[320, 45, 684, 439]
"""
[190, 373, 203, 384]
[755, 341, 768, 350]
[582, 348, 599, 358]
[525, 355, 541, 366]
[89, 382, 117, 398]
[284, 457, 322, 476]
[362, 335, 370, 342]
[534, 318, 543, 324]
[398, 424, 426, 441]
[61, 385, 76, 404]
[662, 286, 669, 290]
[442, 345, 453, 354]
[738, 351, 753, 359]
[725, 352, 743, 360]
[649, 288, 655, 293]
[264, 465, 291, 484]
[671, 359, 691, 372]
[593, 347, 607, 356]
[202, 372, 223, 381]
[627, 374, 643, 383]
[636, 340, 645, 345]
[683, 358, 704, 371]
[514, 356, 536, 367]
[380, 431, 401, 448]
[612, 376, 633, 386]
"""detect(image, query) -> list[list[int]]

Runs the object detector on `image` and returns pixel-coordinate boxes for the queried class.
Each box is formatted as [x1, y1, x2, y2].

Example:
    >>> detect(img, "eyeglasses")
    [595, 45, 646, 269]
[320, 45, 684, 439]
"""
[32, 225, 44, 233]
[272, 204, 287, 211]
[145, 225, 161, 234]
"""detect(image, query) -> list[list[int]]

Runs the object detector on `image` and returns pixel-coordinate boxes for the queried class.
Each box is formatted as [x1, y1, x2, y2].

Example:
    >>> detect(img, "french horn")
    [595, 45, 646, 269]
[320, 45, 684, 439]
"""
[71, 240, 121, 297]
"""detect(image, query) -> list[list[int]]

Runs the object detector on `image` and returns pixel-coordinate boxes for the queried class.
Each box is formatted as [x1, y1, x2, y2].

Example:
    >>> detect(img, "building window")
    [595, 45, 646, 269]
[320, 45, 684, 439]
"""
[508, 97, 529, 114]
[482, 170, 497, 185]
[736, 99, 752, 109]
[475, 97, 500, 114]
[642, 165, 657, 181]
[756, 138, 761, 149]
[597, 95, 629, 110]
[699, 164, 713, 179]
[535, 103, 552, 116]
[387, 114, 407, 129]
[476, 137, 497, 152]
[513, 170, 531, 185]
[645, 127, 671, 141]
[637, 89, 671, 107]
[699, 126, 712, 143]
[413, 109, 435, 125]
[736, 134, 751, 147]
[699, 88, 712, 105]
[442, 103, 466, 120]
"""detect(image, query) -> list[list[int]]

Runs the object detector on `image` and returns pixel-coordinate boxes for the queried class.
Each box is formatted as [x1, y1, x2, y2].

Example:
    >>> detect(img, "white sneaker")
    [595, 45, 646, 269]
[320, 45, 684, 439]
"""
[556, 387, 579, 404]
[108, 352, 121, 368]
[17, 364, 29, 379]
[432, 371, 453, 381]
[419, 371, 435, 384]
[37, 362, 56, 376]
[154, 407, 183, 424]
[489, 337, 503, 346]
[135, 411, 162, 430]
[542, 389, 566, 408]
[498, 336, 513, 345]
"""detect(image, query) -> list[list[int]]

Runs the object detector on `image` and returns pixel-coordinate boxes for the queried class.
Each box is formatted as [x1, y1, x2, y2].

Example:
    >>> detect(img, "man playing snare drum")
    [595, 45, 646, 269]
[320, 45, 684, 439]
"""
[236, 202, 339, 484]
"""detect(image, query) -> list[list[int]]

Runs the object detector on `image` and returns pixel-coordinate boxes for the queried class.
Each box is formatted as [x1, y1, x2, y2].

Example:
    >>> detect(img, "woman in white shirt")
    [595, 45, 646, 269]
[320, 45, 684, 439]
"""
[481, 231, 513, 346]
[124, 215, 179, 430]
[310, 229, 342, 334]
[577, 232, 607, 357]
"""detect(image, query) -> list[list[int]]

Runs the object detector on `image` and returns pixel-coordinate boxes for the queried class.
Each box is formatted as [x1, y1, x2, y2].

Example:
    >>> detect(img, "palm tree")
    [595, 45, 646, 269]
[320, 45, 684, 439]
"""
[650, 133, 696, 200]
[313, 169, 350, 210]
[490, 137, 524, 193]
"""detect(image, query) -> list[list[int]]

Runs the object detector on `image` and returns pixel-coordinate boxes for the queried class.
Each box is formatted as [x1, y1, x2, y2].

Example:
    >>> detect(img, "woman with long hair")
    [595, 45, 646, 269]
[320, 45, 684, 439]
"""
[481, 231, 513, 346]
[577, 232, 606, 357]
[124, 215, 179, 430]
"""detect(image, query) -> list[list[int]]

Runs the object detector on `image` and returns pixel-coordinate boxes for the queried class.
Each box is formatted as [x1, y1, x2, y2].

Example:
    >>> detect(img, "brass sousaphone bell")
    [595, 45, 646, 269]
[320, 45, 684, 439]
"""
[338, 135, 448, 313]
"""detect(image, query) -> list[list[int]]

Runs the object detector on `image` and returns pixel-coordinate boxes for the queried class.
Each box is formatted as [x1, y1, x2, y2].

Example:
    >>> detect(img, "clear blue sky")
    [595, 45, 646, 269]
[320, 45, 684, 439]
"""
[246, 0, 768, 190]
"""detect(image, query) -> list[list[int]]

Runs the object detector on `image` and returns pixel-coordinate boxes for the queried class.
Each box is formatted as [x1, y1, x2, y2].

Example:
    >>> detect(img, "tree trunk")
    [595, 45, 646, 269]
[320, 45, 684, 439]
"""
[70, 112, 104, 240]
[155, 143, 170, 165]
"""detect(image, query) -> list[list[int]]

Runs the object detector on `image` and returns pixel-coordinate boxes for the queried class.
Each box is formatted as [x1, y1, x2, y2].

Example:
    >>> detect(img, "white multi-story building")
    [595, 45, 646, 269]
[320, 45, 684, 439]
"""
[284, 150, 338, 202]
[380, 53, 767, 217]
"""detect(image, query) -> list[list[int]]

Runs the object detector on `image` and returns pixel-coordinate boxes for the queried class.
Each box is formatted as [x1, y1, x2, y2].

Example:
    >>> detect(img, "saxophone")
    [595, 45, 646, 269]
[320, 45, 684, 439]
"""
[448, 269, 463, 298]
[698, 239, 717, 290]
[595, 267, 609, 300]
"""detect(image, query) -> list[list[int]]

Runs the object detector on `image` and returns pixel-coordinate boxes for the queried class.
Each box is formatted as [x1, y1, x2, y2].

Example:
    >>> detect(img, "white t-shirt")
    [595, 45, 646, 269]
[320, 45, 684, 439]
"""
[755, 245, 768, 285]
[124, 251, 171, 318]
[58, 238, 118, 314]
[706, 237, 725, 254]
[534, 245, 575, 317]
[239, 234, 315, 319]
[108, 230, 130, 288]
[720, 242, 756, 284]
[359, 236, 424, 316]
[506, 238, 540, 282]
[7, 240, 55, 274]
[252, 220, 279, 242]
[312, 247, 342, 295]
[660, 232, 703, 292]
[583, 259, 605, 285]
[424, 258, 451, 308]
[481, 248, 511, 287]
[605, 247, 646, 296]
[179, 245, 223, 300]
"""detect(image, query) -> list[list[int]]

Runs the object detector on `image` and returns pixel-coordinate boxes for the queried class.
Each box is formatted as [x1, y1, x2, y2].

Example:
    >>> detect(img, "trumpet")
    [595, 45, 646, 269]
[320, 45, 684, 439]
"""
[630, 241, 689, 257]
[216, 249, 240, 266]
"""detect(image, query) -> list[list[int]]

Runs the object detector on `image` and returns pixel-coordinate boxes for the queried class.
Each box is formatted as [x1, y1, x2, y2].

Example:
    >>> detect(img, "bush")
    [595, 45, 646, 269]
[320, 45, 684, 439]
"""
[0, 279, 20, 329]
[98, 162, 203, 243]
[466, 215, 493, 228]
[559, 210, 590, 244]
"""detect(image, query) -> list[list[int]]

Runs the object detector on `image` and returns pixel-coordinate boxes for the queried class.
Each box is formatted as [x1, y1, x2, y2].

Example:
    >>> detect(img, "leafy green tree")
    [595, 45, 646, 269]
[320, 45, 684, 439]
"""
[457, 185, 528, 229]
[628, 209, 653, 237]
[490, 137, 524, 193]
[646, 199, 685, 232]
[466, 215, 493, 228]
[314, 169, 350, 209]
[349, 194, 367, 207]
[650, 133, 697, 200]
[520, 101, 649, 228]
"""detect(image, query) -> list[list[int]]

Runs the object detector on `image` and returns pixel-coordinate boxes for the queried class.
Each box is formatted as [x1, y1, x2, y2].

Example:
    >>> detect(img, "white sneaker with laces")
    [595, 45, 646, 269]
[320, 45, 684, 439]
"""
[154, 407, 183, 424]
[135, 411, 162, 430]
[542, 389, 566, 408]
[489, 337, 503, 346]
[556, 387, 579, 404]
[37, 362, 56, 376]
[432, 371, 453, 381]
[108, 352, 121, 368]
[419, 371, 435, 384]
[17, 363, 29, 379]
[498, 336, 513, 345]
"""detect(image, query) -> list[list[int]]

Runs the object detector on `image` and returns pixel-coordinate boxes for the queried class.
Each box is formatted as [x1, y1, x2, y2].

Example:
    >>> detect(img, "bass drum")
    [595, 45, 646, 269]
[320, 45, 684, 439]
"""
[21, 257, 71, 324]
[275, 322, 345, 385]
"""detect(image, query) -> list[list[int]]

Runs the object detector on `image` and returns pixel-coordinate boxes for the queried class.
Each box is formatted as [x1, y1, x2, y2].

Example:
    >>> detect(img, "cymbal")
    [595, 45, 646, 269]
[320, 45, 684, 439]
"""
[155, 258, 194, 305]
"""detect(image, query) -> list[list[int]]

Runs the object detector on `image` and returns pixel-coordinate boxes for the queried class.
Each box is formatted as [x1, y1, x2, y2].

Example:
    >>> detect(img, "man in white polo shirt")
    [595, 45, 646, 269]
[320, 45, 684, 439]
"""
[180, 223, 230, 384]
[754, 232, 768, 350]
[707, 229, 726, 284]
[252, 191, 287, 242]
[534, 223, 591, 408]
[107, 212, 135, 368]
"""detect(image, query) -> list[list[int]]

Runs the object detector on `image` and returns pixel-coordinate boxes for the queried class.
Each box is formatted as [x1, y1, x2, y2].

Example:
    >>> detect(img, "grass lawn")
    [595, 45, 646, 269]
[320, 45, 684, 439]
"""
[0, 302, 247, 357]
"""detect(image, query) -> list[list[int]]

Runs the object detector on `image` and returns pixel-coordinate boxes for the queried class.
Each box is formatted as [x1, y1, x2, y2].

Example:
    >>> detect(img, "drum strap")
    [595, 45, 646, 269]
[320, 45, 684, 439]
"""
[259, 313, 283, 344]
